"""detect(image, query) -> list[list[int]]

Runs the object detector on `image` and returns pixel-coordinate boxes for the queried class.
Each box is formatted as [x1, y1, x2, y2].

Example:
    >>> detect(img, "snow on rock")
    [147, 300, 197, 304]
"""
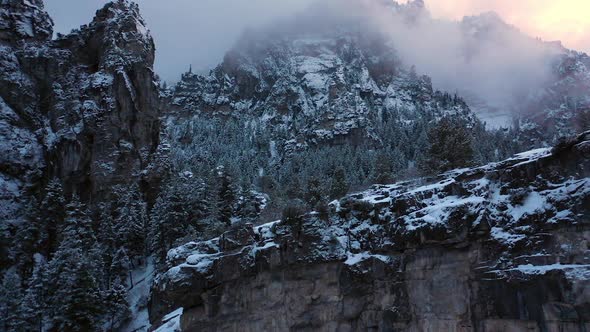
[344, 252, 390, 266]
[490, 227, 526, 247]
[150, 132, 590, 330]
[494, 264, 590, 276]
[154, 308, 183, 332]
[0, 0, 53, 43]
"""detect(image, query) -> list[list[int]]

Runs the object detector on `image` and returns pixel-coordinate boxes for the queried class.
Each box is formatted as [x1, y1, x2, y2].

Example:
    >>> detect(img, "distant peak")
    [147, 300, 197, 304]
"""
[90, 0, 152, 42]
[463, 11, 507, 27]
[479, 11, 503, 20]
[376, 0, 425, 11]
[407, 0, 425, 8]
[94, 0, 143, 22]
[461, 10, 518, 37]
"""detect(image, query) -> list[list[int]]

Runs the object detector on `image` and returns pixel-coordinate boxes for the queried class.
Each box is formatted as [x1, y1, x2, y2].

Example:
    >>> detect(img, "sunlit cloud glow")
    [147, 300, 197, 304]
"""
[423, 0, 590, 53]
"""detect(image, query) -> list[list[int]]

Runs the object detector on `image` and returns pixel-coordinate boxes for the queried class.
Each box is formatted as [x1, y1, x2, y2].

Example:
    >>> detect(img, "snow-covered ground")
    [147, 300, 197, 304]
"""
[120, 258, 156, 332]
[153, 308, 183, 332]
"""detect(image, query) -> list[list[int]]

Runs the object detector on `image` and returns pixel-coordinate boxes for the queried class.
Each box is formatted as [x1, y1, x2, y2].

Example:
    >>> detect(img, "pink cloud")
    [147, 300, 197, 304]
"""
[423, 0, 590, 53]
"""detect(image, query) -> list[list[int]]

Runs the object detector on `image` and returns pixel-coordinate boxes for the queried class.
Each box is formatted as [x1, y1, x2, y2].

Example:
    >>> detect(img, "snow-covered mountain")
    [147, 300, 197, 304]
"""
[0, 1, 589, 331]
[168, 2, 478, 154]
[167, 0, 589, 164]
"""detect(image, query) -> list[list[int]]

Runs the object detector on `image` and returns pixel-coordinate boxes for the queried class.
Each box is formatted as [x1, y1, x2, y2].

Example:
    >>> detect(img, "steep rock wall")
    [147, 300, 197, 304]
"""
[0, 0, 160, 219]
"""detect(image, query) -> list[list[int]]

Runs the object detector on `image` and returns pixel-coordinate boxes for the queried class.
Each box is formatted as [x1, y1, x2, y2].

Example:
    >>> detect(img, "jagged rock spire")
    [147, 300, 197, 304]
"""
[81, 0, 155, 70]
[0, 0, 53, 43]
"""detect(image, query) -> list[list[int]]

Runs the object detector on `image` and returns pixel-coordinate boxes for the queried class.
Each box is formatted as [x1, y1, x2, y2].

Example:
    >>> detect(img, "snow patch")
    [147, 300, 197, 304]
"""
[154, 308, 183, 332]
[493, 264, 590, 280]
[509, 191, 548, 221]
[345, 252, 390, 266]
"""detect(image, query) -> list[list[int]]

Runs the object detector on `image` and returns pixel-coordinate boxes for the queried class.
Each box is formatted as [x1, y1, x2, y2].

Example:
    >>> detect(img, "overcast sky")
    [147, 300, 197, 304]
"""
[45, 0, 589, 83]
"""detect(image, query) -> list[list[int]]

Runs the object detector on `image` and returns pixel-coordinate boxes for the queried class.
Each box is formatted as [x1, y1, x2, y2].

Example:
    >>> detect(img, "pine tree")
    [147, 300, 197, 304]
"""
[185, 177, 210, 225]
[149, 187, 190, 265]
[419, 117, 474, 175]
[20, 258, 47, 332]
[0, 269, 23, 331]
[15, 198, 44, 275]
[113, 186, 148, 259]
[390, 147, 408, 177]
[374, 152, 393, 184]
[64, 196, 99, 254]
[103, 280, 130, 331]
[286, 176, 303, 199]
[45, 197, 104, 331]
[236, 185, 259, 223]
[98, 204, 117, 288]
[216, 166, 236, 226]
[111, 248, 132, 287]
[40, 179, 66, 255]
[204, 171, 220, 221]
[305, 176, 324, 208]
[329, 167, 350, 199]
[49, 257, 103, 331]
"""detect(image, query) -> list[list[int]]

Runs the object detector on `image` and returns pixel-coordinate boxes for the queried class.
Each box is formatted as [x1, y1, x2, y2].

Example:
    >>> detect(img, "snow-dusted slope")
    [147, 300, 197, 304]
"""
[168, 1, 478, 155]
[150, 131, 590, 331]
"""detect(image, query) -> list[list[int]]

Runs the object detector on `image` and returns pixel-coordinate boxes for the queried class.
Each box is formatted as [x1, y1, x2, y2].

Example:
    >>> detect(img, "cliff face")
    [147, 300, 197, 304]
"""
[151, 131, 590, 331]
[0, 0, 160, 219]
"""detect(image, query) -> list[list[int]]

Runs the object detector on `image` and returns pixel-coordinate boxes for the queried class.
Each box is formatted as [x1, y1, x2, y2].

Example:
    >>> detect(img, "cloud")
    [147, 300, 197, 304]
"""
[45, 0, 588, 84]
[424, 0, 590, 54]
[362, 3, 559, 110]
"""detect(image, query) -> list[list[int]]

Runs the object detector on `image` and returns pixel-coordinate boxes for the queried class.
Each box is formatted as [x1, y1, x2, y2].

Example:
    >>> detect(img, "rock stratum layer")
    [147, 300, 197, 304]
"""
[152, 131, 590, 331]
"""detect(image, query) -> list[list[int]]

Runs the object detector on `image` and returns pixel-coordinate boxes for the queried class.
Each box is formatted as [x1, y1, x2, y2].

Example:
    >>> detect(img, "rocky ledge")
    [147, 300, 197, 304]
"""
[151, 131, 590, 331]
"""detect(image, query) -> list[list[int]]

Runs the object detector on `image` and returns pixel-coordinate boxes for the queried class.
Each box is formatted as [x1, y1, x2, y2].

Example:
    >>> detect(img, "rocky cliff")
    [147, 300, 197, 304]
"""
[151, 131, 590, 331]
[0, 0, 160, 221]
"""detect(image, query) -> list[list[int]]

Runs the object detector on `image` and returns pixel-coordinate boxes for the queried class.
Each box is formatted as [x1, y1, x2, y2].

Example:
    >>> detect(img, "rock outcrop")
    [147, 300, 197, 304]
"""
[0, 0, 53, 43]
[0, 0, 160, 220]
[151, 131, 590, 331]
